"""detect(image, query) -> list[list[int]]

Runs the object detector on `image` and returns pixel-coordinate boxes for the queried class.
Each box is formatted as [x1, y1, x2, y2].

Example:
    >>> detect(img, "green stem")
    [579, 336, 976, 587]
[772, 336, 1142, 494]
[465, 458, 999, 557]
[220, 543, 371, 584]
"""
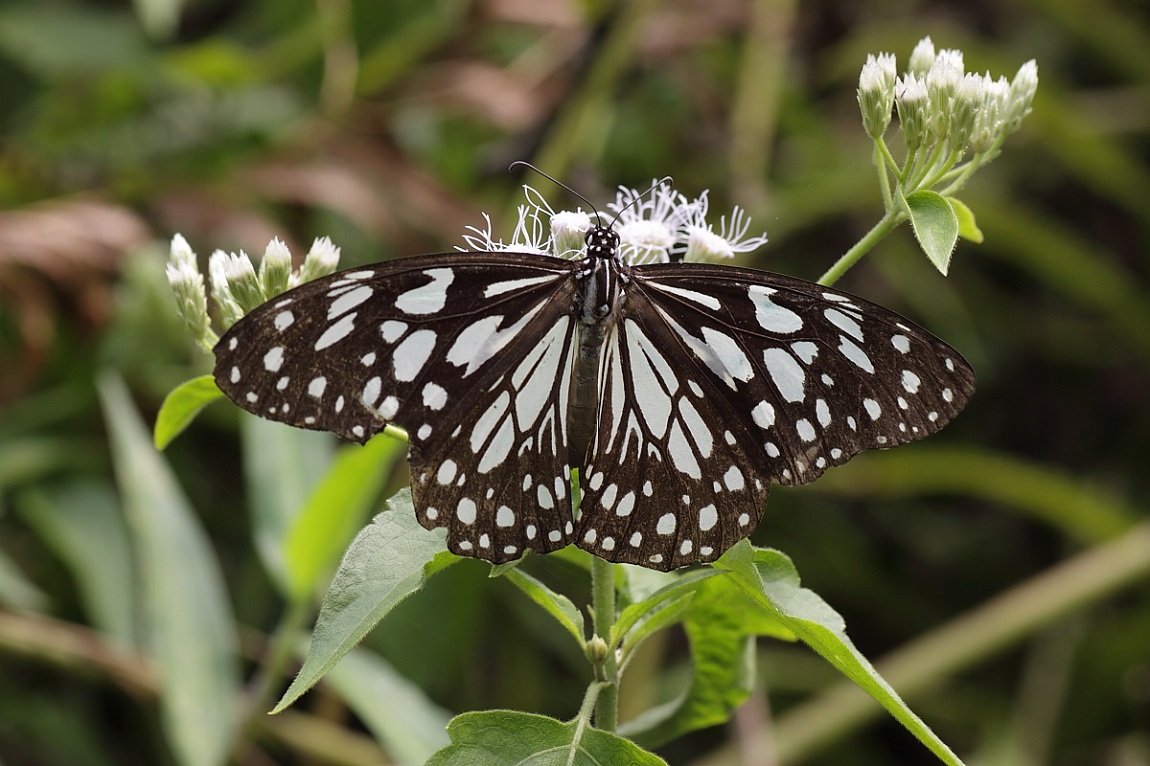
[590, 554, 619, 730]
[873, 142, 893, 210]
[817, 210, 903, 286]
[569, 682, 609, 766]
[935, 155, 984, 198]
[906, 141, 947, 190]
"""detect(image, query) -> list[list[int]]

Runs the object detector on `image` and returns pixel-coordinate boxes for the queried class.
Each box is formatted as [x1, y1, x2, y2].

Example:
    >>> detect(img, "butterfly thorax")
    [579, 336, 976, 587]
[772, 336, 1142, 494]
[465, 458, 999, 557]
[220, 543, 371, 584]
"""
[575, 225, 625, 325]
[569, 225, 626, 466]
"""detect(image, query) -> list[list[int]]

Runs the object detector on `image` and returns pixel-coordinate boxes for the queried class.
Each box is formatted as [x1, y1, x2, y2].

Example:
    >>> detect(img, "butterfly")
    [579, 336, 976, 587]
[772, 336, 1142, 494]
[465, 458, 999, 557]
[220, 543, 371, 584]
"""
[213, 200, 974, 571]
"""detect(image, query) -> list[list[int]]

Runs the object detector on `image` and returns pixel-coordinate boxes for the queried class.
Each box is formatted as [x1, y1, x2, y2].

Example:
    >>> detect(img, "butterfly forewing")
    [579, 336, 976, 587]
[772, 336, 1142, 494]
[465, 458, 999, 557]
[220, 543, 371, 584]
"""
[572, 263, 975, 569]
[213, 252, 582, 560]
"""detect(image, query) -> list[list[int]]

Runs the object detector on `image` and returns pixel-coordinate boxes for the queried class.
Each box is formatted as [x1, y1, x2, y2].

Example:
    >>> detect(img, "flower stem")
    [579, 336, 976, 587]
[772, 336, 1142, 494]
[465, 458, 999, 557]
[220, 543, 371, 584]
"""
[590, 554, 619, 730]
[817, 210, 903, 286]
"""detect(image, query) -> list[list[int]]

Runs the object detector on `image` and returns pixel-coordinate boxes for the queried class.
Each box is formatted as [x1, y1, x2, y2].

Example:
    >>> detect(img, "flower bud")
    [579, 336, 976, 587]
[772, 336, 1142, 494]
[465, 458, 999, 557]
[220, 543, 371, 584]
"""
[948, 73, 983, 149]
[971, 74, 1010, 153]
[858, 52, 896, 139]
[295, 236, 341, 285]
[210, 250, 262, 327]
[258, 238, 293, 298]
[896, 73, 931, 152]
[1005, 59, 1039, 135]
[907, 37, 936, 76]
[166, 234, 214, 348]
[927, 49, 964, 141]
[551, 210, 593, 258]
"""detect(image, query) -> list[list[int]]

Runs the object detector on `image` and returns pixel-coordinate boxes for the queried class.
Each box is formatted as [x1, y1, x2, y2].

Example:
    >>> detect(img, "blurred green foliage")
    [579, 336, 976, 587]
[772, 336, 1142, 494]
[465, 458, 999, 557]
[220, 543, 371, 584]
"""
[0, 0, 1148, 764]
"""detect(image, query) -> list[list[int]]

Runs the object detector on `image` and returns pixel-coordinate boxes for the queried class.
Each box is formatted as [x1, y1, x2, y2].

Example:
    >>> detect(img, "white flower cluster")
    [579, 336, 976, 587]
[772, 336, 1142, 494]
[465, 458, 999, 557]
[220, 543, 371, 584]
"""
[166, 234, 340, 350]
[461, 181, 768, 265]
[858, 36, 1038, 157]
[167, 181, 768, 352]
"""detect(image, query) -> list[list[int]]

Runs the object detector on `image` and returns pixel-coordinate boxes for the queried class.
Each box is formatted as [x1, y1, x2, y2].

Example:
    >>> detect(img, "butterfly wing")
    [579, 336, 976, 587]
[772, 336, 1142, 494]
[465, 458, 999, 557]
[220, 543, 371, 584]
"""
[575, 263, 975, 570]
[213, 252, 582, 562]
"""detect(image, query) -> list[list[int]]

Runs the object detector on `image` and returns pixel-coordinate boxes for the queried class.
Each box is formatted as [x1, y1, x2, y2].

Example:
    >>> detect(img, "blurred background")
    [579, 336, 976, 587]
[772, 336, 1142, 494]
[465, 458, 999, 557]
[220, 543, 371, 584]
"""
[0, 0, 1147, 764]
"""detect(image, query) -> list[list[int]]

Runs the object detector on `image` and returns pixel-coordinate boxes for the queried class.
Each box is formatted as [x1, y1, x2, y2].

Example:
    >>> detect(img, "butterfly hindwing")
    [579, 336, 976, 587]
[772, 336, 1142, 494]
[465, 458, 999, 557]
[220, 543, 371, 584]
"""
[213, 252, 582, 560]
[577, 312, 771, 568]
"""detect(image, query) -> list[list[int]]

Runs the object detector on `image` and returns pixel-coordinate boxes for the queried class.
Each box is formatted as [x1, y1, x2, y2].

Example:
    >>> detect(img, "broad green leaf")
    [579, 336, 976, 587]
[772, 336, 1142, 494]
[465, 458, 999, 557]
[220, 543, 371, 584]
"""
[283, 433, 405, 604]
[947, 197, 984, 244]
[717, 544, 966, 766]
[274, 491, 458, 712]
[242, 415, 334, 593]
[426, 710, 668, 766]
[326, 648, 452, 766]
[905, 190, 960, 275]
[17, 481, 135, 646]
[620, 565, 791, 747]
[153, 375, 223, 450]
[502, 568, 586, 648]
[99, 372, 239, 766]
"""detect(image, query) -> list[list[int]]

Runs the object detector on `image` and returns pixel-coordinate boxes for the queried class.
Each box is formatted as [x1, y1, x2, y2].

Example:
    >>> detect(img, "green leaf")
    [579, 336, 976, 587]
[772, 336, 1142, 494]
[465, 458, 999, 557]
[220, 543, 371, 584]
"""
[620, 565, 791, 747]
[242, 415, 335, 594]
[326, 648, 453, 766]
[17, 481, 136, 645]
[611, 569, 717, 651]
[273, 491, 458, 712]
[283, 433, 406, 604]
[618, 593, 694, 662]
[905, 190, 960, 275]
[99, 372, 239, 766]
[947, 197, 984, 243]
[716, 543, 967, 766]
[502, 568, 586, 648]
[153, 375, 223, 450]
[427, 710, 668, 766]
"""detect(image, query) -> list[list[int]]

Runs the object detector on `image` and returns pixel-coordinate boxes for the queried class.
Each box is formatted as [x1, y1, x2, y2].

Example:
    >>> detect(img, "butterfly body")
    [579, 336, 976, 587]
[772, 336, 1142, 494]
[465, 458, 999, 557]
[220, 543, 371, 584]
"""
[215, 226, 974, 570]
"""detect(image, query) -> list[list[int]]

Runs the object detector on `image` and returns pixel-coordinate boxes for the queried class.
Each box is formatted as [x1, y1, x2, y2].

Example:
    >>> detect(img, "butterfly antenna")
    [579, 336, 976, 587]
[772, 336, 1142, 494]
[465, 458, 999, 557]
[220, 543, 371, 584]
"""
[610, 176, 673, 229]
[508, 162, 674, 231]
[509, 161, 602, 224]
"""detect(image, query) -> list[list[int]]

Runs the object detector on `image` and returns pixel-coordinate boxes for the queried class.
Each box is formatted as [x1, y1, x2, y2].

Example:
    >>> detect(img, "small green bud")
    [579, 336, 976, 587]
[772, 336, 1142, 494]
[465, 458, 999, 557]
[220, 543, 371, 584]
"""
[585, 635, 609, 664]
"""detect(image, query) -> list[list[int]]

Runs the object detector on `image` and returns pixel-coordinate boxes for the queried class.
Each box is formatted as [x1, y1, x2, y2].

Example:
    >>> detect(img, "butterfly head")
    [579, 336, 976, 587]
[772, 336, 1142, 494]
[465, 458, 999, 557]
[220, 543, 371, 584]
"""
[585, 225, 621, 261]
